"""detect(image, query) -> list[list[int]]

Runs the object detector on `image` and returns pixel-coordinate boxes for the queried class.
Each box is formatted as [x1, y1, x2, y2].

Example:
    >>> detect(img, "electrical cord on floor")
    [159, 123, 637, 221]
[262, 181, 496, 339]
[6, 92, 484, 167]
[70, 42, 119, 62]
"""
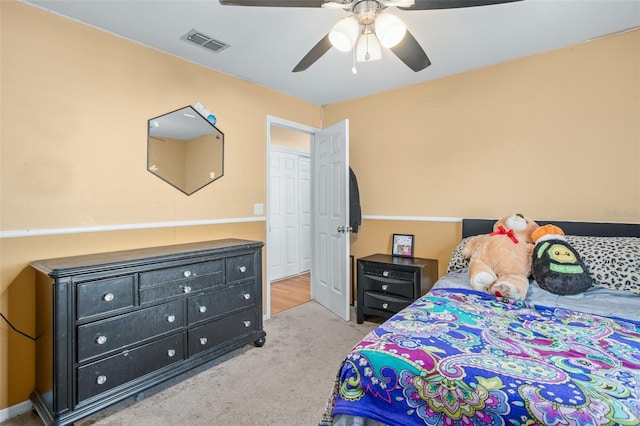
[1, 312, 37, 341]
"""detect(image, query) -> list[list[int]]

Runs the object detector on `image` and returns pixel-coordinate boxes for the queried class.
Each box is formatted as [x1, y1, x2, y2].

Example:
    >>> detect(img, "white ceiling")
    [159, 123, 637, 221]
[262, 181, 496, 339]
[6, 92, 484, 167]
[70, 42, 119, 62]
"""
[20, 0, 640, 105]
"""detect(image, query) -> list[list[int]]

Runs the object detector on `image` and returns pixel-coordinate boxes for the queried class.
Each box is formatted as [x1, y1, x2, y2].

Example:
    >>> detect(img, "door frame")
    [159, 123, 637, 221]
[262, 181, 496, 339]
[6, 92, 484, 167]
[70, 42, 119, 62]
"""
[265, 115, 317, 320]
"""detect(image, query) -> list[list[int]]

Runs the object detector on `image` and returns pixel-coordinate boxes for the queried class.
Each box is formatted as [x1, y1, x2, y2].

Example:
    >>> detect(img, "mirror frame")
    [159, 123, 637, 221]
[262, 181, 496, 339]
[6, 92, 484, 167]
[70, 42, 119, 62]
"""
[147, 106, 224, 195]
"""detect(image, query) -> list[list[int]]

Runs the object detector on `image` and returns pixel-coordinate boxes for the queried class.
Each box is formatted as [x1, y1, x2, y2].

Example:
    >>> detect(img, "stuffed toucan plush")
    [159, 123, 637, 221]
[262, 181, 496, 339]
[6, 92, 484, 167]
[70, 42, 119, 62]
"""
[531, 224, 593, 295]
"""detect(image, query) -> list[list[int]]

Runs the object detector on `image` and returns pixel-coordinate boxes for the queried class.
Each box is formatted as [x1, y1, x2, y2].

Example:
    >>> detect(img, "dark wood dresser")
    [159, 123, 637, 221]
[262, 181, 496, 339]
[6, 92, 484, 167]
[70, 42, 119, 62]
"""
[30, 239, 265, 425]
[357, 254, 438, 324]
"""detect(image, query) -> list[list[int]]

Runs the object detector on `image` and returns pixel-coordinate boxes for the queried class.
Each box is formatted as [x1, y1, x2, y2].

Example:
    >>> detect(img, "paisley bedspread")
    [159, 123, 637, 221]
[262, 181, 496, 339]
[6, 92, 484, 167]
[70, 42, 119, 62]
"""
[320, 288, 640, 426]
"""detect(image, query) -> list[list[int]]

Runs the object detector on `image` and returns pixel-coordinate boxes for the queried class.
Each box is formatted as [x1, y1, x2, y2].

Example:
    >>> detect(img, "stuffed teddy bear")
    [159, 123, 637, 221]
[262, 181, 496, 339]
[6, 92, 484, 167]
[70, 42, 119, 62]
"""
[531, 224, 593, 295]
[462, 213, 539, 300]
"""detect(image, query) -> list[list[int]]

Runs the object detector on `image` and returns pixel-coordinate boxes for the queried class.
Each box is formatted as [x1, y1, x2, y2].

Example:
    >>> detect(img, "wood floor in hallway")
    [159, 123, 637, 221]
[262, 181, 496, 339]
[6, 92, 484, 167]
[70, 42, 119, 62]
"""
[271, 273, 310, 315]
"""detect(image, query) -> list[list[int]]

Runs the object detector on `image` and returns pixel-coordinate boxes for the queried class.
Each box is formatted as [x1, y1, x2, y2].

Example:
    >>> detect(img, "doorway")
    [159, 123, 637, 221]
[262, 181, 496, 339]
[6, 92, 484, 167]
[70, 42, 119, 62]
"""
[265, 116, 351, 321]
[266, 117, 315, 318]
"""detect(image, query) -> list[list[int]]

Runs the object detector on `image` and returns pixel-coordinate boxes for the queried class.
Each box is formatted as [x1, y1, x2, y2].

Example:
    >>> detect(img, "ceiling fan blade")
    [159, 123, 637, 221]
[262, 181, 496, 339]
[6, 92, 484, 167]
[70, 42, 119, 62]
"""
[400, 0, 522, 10]
[292, 35, 332, 72]
[390, 30, 431, 72]
[219, 0, 323, 7]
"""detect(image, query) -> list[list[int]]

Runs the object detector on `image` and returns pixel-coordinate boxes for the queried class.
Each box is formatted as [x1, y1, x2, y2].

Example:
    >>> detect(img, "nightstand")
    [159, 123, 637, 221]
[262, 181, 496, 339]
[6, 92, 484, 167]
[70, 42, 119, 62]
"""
[357, 254, 438, 324]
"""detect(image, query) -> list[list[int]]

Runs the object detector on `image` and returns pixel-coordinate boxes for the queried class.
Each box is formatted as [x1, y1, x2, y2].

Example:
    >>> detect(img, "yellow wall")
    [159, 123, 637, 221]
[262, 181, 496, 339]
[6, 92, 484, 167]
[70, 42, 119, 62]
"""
[330, 29, 639, 270]
[1, 0, 638, 412]
[0, 0, 320, 409]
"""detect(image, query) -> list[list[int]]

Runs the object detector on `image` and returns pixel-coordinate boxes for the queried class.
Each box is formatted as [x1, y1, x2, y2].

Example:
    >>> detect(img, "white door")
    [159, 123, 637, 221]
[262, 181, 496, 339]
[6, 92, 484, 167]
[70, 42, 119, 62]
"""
[269, 150, 300, 281]
[298, 157, 312, 272]
[311, 120, 350, 321]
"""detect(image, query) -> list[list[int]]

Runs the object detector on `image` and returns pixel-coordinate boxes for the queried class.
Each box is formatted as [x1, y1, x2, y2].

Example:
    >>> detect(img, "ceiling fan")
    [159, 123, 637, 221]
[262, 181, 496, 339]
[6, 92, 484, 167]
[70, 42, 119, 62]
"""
[219, 0, 522, 73]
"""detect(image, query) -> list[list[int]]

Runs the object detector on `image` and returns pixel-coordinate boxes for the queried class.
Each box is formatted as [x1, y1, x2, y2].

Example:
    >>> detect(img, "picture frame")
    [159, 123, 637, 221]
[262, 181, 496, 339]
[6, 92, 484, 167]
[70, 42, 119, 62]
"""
[392, 233, 415, 258]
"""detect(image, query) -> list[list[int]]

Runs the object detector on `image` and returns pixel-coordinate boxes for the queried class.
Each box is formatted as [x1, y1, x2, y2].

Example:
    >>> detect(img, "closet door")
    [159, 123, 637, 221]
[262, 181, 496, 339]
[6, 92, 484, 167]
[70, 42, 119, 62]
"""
[269, 150, 300, 280]
[299, 157, 311, 272]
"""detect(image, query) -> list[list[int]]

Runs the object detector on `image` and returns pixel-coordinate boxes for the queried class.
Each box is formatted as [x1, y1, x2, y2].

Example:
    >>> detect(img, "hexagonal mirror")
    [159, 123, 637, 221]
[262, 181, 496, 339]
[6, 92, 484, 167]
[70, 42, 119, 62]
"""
[147, 106, 224, 195]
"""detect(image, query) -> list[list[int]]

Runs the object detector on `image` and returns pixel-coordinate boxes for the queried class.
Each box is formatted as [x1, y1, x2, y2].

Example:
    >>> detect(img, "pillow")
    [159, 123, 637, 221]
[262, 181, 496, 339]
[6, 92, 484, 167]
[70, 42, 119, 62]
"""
[565, 236, 640, 295]
[447, 236, 473, 272]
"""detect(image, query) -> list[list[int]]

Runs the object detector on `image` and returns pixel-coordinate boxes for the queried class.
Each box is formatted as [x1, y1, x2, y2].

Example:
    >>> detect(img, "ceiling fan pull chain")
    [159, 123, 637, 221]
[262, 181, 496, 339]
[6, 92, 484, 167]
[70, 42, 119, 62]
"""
[352, 45, 358, 74]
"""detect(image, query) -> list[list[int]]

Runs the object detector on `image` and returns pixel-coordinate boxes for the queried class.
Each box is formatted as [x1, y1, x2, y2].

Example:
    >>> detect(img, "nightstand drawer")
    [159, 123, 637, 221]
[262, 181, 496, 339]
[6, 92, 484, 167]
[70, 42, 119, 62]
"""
[361, 263, 415, 282]
[362, 275, 414, 298]
[363, 292, 411, 314]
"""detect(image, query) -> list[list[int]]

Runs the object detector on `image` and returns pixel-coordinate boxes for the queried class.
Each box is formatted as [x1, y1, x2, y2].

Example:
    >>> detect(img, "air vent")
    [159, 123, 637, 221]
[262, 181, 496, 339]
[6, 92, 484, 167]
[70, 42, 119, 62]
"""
[181, 29, 229, 53]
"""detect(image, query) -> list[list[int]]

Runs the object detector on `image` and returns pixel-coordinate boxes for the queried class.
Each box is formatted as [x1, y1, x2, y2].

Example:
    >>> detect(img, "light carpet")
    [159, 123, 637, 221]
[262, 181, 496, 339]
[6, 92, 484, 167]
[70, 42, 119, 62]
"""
[4, 301, 378, 426]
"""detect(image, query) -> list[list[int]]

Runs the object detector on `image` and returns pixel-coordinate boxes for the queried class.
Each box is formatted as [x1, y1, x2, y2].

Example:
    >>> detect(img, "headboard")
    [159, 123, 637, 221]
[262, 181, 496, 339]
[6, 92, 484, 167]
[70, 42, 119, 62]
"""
[462, 219, 639, 238]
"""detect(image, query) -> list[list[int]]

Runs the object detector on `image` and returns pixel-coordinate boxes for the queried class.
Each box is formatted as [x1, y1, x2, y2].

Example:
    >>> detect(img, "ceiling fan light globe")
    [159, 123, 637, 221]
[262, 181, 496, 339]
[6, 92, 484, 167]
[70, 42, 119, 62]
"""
[356, 33, 382, 62]
[329, 17, 359, 52]
[375, 13, 406, 48]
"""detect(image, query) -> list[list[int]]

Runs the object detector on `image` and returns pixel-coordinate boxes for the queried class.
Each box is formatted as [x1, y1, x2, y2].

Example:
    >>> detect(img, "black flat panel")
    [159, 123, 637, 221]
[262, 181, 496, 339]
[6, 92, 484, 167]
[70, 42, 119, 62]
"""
[363, 292, 411, 314]
[362, 275, 414, 299]
[188, 309, 256, 356]
[187, 282, 255, 325]
[462, 219, 640, 238]
[225, 254, 255, 284]
[139, 260, 223, 288]
[139, 274, 221, 304]
[361, 263, 416, 282]
[77, 275, 135, 320]
[77, 333, 184, 402]
[77, 300, 184, 363]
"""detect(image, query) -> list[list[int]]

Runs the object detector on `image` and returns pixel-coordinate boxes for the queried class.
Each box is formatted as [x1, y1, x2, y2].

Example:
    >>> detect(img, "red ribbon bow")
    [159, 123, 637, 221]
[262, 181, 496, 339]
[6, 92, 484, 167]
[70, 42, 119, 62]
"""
[490, 225, 519, 244]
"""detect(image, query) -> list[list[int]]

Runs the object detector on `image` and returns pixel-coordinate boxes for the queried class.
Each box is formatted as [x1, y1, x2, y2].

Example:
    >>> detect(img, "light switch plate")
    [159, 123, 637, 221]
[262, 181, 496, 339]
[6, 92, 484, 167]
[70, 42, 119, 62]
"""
[253, 203, 264, 215]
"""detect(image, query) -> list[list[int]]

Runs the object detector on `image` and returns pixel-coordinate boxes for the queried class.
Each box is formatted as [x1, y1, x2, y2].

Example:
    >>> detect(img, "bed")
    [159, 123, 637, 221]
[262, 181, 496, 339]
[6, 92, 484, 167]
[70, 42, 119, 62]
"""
[320, 219, 640, 426]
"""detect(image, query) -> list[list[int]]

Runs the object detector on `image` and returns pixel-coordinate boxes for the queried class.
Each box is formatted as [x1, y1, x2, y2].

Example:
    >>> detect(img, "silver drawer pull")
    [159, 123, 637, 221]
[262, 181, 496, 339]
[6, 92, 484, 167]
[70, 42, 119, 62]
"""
[167, 349, 176, 357]
[103, 293, 114, 302]
[167, 314, 176, 323]
[243, 293, 251, 300]
[382, 303, 389, 309]
[182, 286, 192, 294]
[198, 306, 207, 313]
[381, 284, 388, 291]
[96, 335, 107, 345]
[183, 270, 192, 278]
[96, 375, 107, 385]
[238, 265, 247, 273]
[243, 320, 251, 328]
[383, 271, 389, 277]
[199, 337, 208, 346]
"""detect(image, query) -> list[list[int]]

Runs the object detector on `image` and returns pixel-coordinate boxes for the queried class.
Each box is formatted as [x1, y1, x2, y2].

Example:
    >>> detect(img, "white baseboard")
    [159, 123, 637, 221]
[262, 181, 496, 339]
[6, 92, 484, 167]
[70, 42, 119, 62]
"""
[0, 400, 32, 422]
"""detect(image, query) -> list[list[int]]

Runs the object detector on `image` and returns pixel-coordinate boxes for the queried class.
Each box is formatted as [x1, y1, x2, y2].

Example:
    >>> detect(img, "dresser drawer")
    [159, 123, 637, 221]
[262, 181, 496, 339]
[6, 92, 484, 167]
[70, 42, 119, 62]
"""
[363, 292, 412, 315]
[77, 333, 185, 403]
[139, 274, 220, 304]
[188, 309, 256, 356]
[362, 275, 414, 299]
[77, 275, 135, 320]
[139, 260, 223, 289]
[187, 282, 255, 325]
[226, 254, 255, 284]
[361, 262, 415, 282]
[77, 300, 184, 363]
